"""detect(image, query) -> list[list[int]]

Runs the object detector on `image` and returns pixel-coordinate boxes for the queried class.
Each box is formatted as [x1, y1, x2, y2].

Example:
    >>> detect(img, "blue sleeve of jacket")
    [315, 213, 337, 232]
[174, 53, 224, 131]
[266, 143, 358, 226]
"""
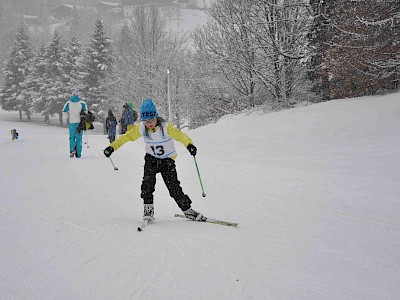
[62, 102, 69, 113]
[81, 102, 87, 112]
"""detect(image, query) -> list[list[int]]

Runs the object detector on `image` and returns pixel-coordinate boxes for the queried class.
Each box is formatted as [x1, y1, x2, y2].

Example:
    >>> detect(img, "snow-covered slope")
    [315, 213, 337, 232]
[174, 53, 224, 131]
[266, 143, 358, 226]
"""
[1, 94, 399, 299]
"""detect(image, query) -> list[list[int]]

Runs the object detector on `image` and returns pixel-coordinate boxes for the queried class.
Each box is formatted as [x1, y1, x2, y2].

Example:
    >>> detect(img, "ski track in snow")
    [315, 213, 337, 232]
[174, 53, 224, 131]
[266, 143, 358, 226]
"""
[1, 94, 400, 299]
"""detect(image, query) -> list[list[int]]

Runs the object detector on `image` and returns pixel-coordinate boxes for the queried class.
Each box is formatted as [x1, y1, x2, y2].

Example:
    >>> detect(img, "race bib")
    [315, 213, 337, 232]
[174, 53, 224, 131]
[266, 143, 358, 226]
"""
[141, 122, 176, 158]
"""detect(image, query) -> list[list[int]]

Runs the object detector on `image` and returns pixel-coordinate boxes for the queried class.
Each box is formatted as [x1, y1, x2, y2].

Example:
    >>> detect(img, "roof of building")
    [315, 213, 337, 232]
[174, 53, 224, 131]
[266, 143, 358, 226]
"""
[121, 0, 177, 5]
[23, 15, 40, 20]
[96, 2, 121, 7]
[50, 5, 96, 18]
[51, 5, 86, 13]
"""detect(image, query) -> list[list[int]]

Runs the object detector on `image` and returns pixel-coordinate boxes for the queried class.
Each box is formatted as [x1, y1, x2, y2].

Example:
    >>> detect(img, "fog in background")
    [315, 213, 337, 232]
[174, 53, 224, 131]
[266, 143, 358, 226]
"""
[0, 0, 211, 85]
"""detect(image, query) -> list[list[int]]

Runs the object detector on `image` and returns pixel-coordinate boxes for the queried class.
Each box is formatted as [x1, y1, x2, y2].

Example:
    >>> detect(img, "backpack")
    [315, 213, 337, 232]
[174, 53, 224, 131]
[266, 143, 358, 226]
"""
[87, 110, 96, 122]
[77, 110, 94, 133]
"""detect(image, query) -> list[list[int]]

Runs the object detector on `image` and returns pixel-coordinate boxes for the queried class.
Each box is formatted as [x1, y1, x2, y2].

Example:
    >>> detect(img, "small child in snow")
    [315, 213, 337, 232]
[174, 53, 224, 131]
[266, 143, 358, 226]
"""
[103, 98, 205, 222]
[11, 129, 19, 140]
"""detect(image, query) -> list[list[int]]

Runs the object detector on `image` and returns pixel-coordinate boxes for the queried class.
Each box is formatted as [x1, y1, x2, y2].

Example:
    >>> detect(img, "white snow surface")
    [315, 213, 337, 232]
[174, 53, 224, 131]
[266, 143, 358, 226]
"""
[1, 93, 400, 300]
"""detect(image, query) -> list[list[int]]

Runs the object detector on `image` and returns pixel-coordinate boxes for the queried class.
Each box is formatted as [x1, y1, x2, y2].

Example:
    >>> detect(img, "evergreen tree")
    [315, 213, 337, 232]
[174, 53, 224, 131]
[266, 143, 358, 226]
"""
[43, 31, 69, 126]
[81, 19, 113, 112]
[0, 24, 33, 120]
[64, 35, 85, 93]
[28, 45, 52, 122]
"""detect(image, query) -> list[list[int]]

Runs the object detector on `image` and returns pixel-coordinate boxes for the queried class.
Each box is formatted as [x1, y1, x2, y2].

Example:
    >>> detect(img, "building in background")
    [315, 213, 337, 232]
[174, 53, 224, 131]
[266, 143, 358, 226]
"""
[95, 2, 122, 17]
[50, 5, 96, 21]
[120, 0, 177, 18]
[23, 15, 41, 27]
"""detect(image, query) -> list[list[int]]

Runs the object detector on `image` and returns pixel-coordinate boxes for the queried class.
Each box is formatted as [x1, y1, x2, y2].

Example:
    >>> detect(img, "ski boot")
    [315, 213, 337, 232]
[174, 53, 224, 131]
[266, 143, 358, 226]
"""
[143, 204, 154, 221]
[183, 208, 206, 222]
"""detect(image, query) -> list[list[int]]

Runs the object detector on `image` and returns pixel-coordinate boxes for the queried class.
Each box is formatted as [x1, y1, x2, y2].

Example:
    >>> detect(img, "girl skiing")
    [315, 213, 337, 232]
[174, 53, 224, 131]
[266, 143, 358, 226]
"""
[103, 99, 205, 222]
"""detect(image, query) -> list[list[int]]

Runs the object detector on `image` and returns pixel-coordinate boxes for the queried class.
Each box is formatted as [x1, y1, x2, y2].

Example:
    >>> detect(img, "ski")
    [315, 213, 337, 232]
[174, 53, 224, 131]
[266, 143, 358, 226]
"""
[137, 219, 151, 231]
[174, 214, 238, 227]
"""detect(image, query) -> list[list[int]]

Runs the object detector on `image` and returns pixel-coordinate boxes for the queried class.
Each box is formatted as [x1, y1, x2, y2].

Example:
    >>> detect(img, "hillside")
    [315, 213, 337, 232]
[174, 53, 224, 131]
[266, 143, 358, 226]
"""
[0, 93, 399, 299]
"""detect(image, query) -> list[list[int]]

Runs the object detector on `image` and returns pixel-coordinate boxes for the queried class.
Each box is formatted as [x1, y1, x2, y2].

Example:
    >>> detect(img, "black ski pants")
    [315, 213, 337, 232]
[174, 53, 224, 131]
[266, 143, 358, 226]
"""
[141, 154, 192, 211]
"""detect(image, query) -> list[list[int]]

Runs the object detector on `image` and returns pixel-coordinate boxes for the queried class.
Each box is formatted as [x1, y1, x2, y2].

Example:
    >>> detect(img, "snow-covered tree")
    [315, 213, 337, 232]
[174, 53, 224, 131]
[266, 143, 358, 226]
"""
[308, 0, 335, 100]
[120, 5, 171, 101]
[64, 35, 85, 93]
[104, 22, 136, 113]
[0, 24, 34, 120]
[249, 0, 312, 105]
[368, 1, 400, 90]
[192, 0, 312, 110]
[192, 0, 259, 108]
[309, 0, 400, 100]
[184, 53, 230, 128]
[81, 19, 113, 113]
[106, 6, 189, 125]
[27, 45, 51, 122]
[42, 31, 69, 126]
[0, 6, 7, 85]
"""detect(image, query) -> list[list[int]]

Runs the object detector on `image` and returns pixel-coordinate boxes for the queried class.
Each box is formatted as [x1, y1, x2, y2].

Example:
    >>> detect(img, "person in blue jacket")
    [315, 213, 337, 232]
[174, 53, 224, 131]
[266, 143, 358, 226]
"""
[120, 102, 136, 134]
[105, 109, 117, 143]
[62, 91, 87, 158]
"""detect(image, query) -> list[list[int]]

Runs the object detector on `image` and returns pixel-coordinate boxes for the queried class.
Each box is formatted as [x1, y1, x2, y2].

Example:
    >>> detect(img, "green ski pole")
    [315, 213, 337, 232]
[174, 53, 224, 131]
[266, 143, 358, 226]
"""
[109, 157, 118, 171]
[193, 156, 206, 197]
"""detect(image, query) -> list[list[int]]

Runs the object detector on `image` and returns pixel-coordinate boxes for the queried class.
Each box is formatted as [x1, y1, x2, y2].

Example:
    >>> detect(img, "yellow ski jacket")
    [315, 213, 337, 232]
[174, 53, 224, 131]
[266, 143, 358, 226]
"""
[110, 122, 193, 160]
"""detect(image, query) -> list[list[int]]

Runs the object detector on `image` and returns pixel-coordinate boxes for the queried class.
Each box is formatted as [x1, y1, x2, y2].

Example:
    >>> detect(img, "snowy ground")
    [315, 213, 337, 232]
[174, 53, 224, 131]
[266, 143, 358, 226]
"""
[1, 93, 400, 300]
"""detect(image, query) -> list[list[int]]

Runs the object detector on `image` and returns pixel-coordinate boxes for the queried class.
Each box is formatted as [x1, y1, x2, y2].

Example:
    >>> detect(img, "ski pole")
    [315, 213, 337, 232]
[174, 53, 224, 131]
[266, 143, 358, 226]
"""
[84, 131, 89, 148]
[193, 156, 206, 197]
[109, 157, 119, 171]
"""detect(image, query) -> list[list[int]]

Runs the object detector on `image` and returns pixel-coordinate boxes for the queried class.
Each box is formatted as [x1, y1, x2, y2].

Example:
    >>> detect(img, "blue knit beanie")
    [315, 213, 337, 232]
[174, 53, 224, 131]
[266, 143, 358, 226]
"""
[140, 99, 158, 120]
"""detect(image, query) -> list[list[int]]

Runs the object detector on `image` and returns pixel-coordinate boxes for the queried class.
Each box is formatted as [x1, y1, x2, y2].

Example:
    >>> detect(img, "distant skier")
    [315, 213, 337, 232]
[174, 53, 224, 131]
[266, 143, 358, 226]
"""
[62, 91, 87, 158]
[11, 129, 18, 140]
[103, 98, 205, 222]
[120, 102, 137, 134]
[105, 109, 117, 143]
